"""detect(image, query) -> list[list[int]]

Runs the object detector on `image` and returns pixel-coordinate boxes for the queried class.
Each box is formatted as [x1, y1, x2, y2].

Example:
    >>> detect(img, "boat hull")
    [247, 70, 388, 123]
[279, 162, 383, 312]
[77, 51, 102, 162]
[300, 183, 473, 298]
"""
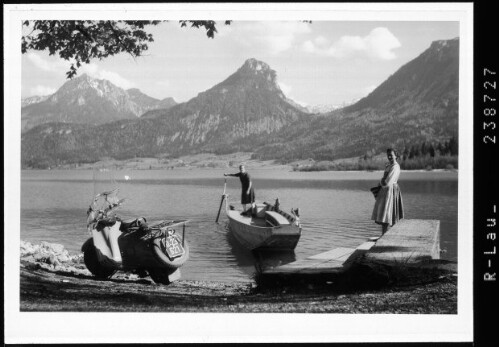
[227, 210, 301, 251]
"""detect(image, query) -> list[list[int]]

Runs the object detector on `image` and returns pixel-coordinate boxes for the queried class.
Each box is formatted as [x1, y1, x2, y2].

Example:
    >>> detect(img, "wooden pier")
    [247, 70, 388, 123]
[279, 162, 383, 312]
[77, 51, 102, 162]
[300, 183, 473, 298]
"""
[360, 219, 440, 266]
[262, 219, 440, 276]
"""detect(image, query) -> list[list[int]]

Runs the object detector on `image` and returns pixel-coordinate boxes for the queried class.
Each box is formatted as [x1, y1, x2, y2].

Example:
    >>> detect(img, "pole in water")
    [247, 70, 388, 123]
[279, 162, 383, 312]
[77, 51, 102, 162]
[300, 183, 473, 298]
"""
[215, 178, 227, 223]
[182, 223, 186, 247]
[215, 195, 225, 223]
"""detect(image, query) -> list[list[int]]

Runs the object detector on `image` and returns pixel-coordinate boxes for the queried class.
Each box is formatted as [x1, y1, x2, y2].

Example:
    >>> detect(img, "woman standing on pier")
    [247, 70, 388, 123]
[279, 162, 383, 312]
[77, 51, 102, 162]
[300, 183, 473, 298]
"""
[372, 148, 404, 235]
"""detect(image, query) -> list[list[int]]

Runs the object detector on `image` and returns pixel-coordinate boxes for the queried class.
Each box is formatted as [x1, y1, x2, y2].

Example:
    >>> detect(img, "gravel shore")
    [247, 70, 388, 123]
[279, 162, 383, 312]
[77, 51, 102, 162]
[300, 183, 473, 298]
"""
[20, 241, 457, 313]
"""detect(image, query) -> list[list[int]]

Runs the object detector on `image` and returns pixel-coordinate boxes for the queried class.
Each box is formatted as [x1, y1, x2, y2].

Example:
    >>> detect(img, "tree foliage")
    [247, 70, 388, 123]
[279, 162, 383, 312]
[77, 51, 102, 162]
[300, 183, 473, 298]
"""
[22, 20, 231, 78]
[179, 20, 231, 38]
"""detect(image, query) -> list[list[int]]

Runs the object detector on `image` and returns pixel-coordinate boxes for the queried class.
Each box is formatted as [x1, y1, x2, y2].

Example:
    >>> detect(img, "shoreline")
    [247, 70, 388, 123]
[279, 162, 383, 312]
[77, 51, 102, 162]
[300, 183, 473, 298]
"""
[21, 152, 459, 173]
[19, 241, 457, 313]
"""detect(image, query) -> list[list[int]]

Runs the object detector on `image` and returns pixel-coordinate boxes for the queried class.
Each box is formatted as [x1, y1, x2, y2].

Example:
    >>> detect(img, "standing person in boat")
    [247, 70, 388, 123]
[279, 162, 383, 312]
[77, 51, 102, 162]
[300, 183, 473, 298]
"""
[224, 165, 256, 215]
[371, 148, 404, 235]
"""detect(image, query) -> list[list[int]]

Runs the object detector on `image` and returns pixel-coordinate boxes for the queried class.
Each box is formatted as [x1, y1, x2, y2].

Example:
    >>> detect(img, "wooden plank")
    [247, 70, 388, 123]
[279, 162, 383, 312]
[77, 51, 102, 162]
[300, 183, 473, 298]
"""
[307, 247, 356, 260]
[265, 261, 346, 274]
[265, 266, 345, 275]
[263, 243, 372, 275]
[356, 241, 376, 251]
[363, 219, 440, 265]
[273, 259, 329, 269]
[262, 219, 438, 276]
[307, 260, 345, 269]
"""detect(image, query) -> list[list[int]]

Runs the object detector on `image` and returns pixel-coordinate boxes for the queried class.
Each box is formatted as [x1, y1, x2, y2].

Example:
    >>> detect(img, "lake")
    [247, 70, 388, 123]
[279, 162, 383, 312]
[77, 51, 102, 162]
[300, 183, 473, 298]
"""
[21, 168, 458, 283]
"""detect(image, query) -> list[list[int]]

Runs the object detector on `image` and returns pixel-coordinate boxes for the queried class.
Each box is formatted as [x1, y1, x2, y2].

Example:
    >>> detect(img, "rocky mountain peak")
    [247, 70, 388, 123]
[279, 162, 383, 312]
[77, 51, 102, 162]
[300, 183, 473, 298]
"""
[430, 37, 459, 49]
[59, 73, 109, 92]
[72, 73, 101, 88]
[424, 37, 459, 62]
[192, 58, 285, 103]
[234, 58, 277, 83]
[78, 72, 91, 80]
[47, 74, 118, 106]
[21, 74, 176, 131]
[241, 58, 271, 72]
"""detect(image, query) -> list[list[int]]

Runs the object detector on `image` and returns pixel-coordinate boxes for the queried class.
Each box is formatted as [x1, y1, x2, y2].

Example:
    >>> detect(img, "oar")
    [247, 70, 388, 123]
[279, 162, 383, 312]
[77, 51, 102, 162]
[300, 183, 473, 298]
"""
[215, 178, 227, 223]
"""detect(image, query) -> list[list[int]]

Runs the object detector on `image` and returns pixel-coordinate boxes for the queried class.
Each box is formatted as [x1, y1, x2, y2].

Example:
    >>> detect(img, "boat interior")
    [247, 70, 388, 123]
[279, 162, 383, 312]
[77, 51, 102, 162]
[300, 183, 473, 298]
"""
[229, 202, 296, 228]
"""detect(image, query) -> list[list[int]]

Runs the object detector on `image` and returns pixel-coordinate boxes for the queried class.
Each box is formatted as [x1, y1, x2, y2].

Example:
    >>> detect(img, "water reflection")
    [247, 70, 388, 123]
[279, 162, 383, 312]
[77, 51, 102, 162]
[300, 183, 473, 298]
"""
[225, 230, 297, 277]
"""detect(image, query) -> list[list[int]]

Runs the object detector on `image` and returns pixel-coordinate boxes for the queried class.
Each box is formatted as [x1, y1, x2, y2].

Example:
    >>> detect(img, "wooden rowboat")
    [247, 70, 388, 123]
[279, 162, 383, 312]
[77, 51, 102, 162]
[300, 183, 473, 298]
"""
[225, 198, 302, 251]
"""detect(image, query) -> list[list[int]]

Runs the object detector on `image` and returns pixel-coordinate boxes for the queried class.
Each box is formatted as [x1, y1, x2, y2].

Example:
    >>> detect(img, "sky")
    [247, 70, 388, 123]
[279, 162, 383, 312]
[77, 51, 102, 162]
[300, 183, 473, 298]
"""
[21, 21, 459, 107]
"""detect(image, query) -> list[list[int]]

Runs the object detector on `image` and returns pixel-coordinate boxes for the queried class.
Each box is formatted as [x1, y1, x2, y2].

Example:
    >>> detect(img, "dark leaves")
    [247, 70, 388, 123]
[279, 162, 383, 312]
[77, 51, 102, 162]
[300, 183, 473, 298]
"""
[178, 20, 231, 39]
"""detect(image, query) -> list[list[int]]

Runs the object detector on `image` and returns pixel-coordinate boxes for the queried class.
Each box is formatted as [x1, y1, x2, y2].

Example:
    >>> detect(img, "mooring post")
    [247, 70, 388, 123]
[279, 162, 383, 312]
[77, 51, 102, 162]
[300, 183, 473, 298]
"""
[182, 223, 186, 247]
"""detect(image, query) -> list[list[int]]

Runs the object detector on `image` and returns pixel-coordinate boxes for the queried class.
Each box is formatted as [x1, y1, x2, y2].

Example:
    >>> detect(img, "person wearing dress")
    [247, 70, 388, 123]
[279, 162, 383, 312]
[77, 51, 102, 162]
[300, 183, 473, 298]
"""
[371, 148, 404, 235]
[224, 165, 256, 213]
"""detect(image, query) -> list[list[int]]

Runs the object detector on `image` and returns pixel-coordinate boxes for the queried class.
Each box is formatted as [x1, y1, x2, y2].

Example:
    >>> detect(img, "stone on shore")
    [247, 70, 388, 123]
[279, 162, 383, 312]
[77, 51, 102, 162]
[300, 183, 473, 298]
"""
[21, 240, 84, 272]
[41, 241, 65, 255]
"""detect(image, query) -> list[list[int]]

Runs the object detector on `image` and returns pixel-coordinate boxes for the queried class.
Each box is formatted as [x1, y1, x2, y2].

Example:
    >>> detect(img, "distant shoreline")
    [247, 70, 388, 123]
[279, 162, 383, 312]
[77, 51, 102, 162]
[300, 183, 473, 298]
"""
[21, 152, 459, 173]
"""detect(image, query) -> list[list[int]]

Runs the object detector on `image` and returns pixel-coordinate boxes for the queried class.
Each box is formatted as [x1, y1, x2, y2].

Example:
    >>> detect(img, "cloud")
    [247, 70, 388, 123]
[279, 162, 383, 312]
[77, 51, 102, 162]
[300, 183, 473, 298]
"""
[26, 52, 66, 72]
[302, 27, 401, 60]
[26, 53, 134, 90]
[30, 85, 57, 96]
[302, 40, 316, 53]
[74, 64, 135, 90]
[231, 21, 312, 55]
[314, 36, 329, 47]
[81, 65, 135, 90]
[363, 27, 402, 60]
[156, 80, 171, 87]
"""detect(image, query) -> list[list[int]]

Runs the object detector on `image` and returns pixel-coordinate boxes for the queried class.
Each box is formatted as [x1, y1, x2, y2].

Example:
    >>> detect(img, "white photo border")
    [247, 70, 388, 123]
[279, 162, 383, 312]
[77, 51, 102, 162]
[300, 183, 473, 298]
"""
[4, 2, 473, 343]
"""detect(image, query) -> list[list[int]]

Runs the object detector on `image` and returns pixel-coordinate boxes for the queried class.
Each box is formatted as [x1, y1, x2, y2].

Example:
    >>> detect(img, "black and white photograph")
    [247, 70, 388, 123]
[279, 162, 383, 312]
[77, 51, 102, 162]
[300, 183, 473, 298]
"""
[5, 2, 477, 344]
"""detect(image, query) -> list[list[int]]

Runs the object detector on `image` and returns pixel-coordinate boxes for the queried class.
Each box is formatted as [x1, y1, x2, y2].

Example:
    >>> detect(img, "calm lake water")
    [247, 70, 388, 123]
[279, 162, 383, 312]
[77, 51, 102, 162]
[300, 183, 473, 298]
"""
[21, 169, 458, 283]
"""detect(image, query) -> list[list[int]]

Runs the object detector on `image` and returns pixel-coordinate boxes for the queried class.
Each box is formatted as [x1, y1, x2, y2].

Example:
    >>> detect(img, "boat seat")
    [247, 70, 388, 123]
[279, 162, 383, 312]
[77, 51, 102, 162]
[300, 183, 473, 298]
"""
[265, 211, 290, 226]
[254, 203, 267, 218]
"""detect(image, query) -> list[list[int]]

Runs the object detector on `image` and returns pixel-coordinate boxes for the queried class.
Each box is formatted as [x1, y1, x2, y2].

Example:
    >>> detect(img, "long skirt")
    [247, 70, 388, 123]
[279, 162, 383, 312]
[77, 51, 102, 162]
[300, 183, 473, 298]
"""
[241, 187, 255, 204]
[371, 183, 404, 226]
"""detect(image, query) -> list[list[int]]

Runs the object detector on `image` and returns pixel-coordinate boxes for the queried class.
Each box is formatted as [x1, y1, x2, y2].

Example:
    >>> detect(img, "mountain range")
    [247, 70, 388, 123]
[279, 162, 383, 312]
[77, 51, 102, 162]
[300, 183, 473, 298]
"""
[305, 101, 359, 115]
[252, 38, 459, 162]
[21, 38, 459, 168]
[21, 74, 177, 132]
[139, 58, 308, 152]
